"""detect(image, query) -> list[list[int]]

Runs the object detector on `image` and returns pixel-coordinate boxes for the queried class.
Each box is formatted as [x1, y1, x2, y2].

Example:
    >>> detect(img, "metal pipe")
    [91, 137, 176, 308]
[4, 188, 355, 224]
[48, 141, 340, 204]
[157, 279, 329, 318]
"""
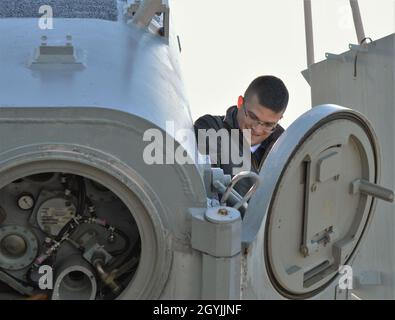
[357, 179, 394, 203]
[94, 261, 121, 293]
[52, 255, 97, 300]
[349, 0, 366, 44]
[132, 0, 162, 28]
[303, 0, 315, 67]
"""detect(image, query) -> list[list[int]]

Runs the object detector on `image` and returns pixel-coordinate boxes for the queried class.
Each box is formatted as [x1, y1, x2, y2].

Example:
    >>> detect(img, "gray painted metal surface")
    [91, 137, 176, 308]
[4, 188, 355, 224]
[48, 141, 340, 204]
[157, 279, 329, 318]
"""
[303, 33, 395, 299]
[191, 207, 242, 299]
[1, 0, 392, 301]
[0, 0, 211, 299]
[242, 104, 385, 299]
[0, 10, 195, 159]
[0, 108, 208, 299]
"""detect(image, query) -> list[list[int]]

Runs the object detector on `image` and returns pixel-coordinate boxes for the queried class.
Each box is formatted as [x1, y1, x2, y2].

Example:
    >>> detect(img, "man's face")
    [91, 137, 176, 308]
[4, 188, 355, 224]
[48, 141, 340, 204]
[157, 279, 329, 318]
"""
[237, 94, 284, 146]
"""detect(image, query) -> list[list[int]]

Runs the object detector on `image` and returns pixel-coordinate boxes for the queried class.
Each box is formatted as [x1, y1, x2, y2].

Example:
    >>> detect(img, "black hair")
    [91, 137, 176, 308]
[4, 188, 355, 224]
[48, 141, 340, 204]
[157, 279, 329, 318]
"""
[244, 75, 289, 113]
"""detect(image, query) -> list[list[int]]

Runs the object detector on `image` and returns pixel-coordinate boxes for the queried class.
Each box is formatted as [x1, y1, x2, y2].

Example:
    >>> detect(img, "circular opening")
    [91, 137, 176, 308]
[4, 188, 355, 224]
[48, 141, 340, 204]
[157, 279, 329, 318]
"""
[0, 171, 143, 300]
[68, 271, 85, 282]
[58, 270, 94, 300]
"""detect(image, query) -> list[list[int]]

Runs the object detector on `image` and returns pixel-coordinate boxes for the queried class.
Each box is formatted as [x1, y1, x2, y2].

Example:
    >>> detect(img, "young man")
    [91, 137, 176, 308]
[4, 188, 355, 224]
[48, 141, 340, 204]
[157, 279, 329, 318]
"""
[194, 75, 289, 198]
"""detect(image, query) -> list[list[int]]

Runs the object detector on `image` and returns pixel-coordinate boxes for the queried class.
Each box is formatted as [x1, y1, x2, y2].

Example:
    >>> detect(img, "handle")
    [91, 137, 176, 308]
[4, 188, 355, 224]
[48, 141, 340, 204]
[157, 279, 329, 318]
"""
[220, 171, 260, 210]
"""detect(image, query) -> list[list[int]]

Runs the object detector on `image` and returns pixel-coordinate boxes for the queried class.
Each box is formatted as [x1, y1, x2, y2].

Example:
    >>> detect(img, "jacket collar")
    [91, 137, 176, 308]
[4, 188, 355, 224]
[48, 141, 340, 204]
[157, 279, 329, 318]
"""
[223, 105, 240, 130]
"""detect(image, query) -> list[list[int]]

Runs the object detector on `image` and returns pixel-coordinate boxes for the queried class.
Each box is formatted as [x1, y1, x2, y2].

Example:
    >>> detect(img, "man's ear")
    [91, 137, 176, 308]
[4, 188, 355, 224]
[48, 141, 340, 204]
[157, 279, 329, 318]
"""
[237, 96, 244, 109]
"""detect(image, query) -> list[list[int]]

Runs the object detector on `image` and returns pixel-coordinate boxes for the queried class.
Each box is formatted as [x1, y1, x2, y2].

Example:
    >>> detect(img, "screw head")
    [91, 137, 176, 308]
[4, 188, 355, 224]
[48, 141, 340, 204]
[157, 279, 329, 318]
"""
[108, 234, 116, 243]
[311, 184, 317, 192]
[218, 208, 228, 216]
[300, 246, 309, 257]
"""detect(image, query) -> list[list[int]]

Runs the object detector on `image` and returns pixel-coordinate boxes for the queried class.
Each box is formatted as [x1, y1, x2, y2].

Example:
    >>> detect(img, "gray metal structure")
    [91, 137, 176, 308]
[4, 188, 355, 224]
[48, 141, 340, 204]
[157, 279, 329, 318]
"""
[241, 103, 394, 299]
[0, 0, 210, 299]
[0, 0, 393, 300]
[303, 33, 395, 299]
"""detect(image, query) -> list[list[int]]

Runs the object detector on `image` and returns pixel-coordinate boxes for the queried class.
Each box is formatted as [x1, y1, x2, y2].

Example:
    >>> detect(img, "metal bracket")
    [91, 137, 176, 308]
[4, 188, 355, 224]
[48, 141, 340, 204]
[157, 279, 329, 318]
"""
[349, 43, 369, 53]
[325, 52, 347, 62]
[190, 207, 241, 299]
[30, 35, 84, 66]
[325, 52, 354, 63]
[335, 284, 351, 300]
[325, 42, 370, 63]
[83, 243, 113, 265]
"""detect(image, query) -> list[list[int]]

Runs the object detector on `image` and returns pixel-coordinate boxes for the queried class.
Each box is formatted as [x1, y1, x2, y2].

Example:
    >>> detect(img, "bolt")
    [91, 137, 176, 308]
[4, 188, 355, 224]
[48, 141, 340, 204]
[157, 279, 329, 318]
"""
[218, 208, 228, 216]
[64, 189, 71, 197]
[66, 35, 72, 46]
[108, 233, 116, 243]
[41, 35, 47, 45]
[300, 246, 309, 257]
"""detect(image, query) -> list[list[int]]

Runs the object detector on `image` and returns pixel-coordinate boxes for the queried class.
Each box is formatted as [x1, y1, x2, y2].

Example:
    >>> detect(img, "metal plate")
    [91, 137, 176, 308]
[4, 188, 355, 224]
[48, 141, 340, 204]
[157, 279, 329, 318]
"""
[36, 197, 76, 236]
[243, 105, 379, 298]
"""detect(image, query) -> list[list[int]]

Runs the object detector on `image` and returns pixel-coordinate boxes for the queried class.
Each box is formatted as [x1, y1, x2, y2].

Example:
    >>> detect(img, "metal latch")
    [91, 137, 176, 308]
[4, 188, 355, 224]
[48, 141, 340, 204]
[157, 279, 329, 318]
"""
[31, 35, 83, 65]
[213, 171, 260, 210]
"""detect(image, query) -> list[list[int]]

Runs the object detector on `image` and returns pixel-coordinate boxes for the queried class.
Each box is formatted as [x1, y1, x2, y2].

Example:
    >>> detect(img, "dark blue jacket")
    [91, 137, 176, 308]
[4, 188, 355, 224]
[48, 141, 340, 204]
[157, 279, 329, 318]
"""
[194, 106, 284, 197]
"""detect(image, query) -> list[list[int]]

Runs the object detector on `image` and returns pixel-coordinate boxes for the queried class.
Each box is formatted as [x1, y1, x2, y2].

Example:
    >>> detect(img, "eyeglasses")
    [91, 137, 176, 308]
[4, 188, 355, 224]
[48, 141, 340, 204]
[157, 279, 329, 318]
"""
[243, 104, 278, 132]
